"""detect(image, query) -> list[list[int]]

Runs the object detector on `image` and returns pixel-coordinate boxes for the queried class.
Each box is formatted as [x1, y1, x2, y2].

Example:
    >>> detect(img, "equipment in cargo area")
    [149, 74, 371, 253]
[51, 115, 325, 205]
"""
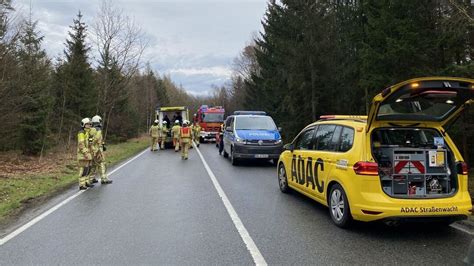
[378, 148, 452, 197]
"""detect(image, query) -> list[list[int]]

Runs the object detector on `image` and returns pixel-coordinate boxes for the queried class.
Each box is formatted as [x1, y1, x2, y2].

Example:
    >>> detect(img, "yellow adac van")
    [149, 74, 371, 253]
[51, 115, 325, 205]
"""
[277, 77, 473, 228]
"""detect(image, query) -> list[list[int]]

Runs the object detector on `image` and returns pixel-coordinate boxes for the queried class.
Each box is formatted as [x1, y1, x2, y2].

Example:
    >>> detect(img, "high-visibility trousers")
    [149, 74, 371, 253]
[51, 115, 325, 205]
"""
[78, 160, 91, 187]
[173, 137, 180, 151]
[181, 138, 191, 159]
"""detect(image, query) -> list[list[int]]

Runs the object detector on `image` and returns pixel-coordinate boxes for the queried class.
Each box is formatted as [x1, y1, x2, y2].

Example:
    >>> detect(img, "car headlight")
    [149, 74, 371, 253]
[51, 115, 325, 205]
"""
[236, 137, 244, 143]
[275, 139, 282, 144]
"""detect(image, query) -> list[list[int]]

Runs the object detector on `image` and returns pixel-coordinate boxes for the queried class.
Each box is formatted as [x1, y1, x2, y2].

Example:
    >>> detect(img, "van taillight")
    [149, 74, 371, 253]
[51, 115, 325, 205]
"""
[457, 162, 469, 175]
[353, 162, 379, 176]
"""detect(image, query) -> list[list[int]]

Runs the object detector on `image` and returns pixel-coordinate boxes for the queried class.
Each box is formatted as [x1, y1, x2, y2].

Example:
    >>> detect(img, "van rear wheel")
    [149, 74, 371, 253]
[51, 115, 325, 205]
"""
[328, 184, 352, 228]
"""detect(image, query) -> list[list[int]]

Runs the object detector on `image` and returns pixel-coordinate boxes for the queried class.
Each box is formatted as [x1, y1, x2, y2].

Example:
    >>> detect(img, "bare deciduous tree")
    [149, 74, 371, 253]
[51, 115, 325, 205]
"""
[92, 0, 148, 140]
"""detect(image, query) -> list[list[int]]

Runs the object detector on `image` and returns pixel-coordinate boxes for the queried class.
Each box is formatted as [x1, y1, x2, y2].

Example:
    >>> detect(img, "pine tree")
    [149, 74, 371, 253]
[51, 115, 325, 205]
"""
[55, 11, 96, 143]
[17, 17, 52, 155]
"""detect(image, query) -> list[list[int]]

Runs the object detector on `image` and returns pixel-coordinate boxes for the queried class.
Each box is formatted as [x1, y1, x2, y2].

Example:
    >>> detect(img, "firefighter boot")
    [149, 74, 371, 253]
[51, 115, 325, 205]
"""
[79, 176, 87, 190]
[99, 162, 112, 184]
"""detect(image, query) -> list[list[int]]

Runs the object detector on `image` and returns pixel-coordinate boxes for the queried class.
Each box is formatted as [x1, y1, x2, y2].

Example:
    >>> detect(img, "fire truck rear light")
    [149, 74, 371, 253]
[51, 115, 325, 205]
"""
[353, 161, 379, 176]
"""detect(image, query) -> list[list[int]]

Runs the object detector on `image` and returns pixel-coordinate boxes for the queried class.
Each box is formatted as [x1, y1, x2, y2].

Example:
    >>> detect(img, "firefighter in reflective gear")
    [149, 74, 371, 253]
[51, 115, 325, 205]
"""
[149, 120, 160, 151]
[171, 120, 181, 152]
[77, 118, 93, 190]
[218, 123, 224, 155]
[192, 122, 201, 147]
[159, 121, 169, 149]
[90, 115, 112, 184]
[180, 120, 192, 160]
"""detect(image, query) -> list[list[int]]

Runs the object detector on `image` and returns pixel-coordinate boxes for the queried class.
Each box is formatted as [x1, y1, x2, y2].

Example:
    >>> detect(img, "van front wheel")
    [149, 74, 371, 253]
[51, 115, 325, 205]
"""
[328, 184, 352, 228]
[230, 148, 239, 166]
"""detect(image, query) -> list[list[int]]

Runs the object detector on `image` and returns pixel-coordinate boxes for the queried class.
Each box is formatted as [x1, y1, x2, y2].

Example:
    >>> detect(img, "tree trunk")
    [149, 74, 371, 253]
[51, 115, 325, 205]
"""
[58, 88, 66, 145]
[104, 105, 114, 142]
[67, 125, 73, 151]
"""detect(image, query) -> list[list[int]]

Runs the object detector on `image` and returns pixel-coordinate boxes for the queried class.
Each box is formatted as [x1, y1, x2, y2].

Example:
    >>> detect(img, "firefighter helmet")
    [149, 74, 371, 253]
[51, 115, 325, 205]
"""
[91, 115, 102, 125]
[81, 118, 91, 127]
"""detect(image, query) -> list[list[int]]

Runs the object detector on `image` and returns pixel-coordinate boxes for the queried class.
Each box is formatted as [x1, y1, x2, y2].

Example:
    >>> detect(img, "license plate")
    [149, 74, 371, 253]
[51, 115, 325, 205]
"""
[255, 154, 269, 158]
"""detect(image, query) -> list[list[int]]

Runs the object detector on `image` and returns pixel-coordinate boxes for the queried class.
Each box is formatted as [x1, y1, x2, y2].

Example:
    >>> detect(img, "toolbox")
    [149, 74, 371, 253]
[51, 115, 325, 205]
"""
[379, 148, 450, 197]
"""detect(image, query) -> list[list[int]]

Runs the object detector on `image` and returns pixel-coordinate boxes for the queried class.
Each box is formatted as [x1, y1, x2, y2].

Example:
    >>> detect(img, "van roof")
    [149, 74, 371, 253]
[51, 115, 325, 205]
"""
[233, 111, 267, 115]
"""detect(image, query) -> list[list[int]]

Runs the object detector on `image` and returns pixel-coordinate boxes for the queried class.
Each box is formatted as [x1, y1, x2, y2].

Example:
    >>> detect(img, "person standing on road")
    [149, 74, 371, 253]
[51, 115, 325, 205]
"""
[149, 120, 160, 151]
[163, 115, 170, 125]
[180, 120, 192, 160]
[218, 123, 224, 155]
[171, 120, 181, 152]
[175, 112, 183, 125]
[159, 120, 169, 150]
[77, 118, 93, 190]
[89, 115, 112, 185]
[192, 121, 201, 147]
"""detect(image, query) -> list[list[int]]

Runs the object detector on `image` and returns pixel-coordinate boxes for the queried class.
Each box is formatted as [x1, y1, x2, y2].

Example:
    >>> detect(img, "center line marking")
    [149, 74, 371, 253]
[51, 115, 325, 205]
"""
[0, 148, 149, 246]
[193, 142, 267, 266]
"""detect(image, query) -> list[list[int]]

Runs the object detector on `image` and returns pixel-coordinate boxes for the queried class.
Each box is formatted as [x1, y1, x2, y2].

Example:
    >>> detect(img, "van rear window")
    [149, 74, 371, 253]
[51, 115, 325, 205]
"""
[372, 128, 441, 148]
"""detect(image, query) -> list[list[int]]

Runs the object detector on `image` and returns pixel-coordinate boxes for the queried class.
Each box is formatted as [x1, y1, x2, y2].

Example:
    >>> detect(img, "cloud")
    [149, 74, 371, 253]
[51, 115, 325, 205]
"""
[14, 0, 268, 94]
[168, 66, 232, 77]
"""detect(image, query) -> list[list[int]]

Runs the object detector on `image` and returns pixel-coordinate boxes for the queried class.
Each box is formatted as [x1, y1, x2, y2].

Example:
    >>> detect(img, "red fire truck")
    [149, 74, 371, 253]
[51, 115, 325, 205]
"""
[195, 105, 225, 142]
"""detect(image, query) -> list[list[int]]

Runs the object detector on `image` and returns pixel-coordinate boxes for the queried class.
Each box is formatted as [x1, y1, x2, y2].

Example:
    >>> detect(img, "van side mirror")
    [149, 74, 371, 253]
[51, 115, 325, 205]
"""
[283, 143, 294, 152]
[226, 126, 232, 132]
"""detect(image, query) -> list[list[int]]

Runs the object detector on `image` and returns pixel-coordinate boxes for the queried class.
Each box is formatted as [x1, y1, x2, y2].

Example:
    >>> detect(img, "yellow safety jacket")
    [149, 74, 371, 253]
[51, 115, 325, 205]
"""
[180, 127, 192, 139]
[171, 125, 181, 139]
[193, 125, 201, 139]
[160, 125, 169, 137]
[149, 125, 160, 138]
[90, 126, 105, 158]
[77, 128, 92, 161]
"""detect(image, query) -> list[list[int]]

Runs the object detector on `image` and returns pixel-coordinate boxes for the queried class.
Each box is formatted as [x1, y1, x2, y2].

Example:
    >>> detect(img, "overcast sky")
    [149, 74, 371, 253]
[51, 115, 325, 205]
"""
[13, 0, 268, 95]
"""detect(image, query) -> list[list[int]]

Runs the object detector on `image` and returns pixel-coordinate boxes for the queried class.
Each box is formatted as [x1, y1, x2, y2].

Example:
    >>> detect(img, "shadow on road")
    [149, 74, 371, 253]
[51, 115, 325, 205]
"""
[286, 187, 464, 240]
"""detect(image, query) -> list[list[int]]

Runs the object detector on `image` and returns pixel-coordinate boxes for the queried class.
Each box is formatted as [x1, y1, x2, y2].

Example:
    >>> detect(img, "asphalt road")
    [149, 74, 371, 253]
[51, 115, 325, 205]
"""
[0, 143, 472, 265]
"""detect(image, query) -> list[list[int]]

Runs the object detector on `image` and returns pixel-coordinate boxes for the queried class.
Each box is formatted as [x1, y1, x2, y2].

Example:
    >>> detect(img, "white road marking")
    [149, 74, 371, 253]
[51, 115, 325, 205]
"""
[193, 142, 267, 266]
[451, 223, 474, 235]
[108, 149, 148, 175]
[0, 148, 149, 246]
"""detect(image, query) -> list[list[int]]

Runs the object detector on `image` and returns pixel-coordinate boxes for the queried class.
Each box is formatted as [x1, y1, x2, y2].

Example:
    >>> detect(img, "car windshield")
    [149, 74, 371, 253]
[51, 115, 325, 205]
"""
[235, 116, 277, 130]
[203, 113, 224, 122]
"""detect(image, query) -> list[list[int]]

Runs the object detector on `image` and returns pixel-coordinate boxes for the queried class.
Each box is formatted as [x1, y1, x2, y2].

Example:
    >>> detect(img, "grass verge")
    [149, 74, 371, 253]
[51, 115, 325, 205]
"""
[0, 137, 149, 223]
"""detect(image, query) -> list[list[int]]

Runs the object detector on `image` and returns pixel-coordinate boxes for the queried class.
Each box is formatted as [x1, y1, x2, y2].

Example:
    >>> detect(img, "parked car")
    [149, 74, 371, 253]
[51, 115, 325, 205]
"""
[222, 111, 283, 165]
[277, 77, 473, 228]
